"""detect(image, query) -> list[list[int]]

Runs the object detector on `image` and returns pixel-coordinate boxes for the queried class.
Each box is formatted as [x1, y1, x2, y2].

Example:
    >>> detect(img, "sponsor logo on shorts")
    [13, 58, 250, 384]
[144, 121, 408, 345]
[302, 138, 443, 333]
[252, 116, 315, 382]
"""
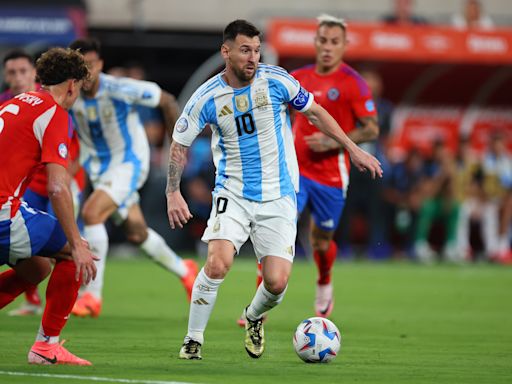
[213, 219, 220, 233]
[320, 219, 335, 229]
[175, 117, 188, 133]
[58, 143, 68, 159]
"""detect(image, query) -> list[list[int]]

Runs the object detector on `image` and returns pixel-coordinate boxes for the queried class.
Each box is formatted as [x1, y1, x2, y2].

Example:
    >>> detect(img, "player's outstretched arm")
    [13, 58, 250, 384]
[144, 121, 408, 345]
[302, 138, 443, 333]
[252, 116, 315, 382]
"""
[159, 90, 180, 140]
[302, 102, 383, 179]
[304, 116, 378, 152]
[46, 163, 97, 283]
[166, 140, 193, 229]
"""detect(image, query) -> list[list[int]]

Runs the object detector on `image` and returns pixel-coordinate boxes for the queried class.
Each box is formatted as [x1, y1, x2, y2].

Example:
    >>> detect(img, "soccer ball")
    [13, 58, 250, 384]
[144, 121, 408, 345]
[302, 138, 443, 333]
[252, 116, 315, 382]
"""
[293, 317, 341, 363]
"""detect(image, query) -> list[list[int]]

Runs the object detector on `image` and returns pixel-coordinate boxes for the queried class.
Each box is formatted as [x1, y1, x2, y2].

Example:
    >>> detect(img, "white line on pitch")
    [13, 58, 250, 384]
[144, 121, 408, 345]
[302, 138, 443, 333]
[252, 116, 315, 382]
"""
[0, 371, 199, 384]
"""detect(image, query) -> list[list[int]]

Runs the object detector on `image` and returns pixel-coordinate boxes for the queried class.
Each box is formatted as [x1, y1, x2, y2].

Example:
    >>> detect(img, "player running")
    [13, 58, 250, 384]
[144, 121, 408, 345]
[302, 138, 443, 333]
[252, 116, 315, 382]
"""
[0, 47, 97, 365]
[1, 49, 87, 317]
[167, 19, 382, 360]
[68, 38, 198, 318]
[292, 15, 379, 317]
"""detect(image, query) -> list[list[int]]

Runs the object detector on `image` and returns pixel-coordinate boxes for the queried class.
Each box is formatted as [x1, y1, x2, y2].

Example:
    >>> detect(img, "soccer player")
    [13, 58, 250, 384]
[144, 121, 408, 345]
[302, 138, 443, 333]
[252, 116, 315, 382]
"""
[167, 19, 382, 360]
[1, 50, 43, 315]
[0, 47, 97, 365]
[68, 38, 198, 318]
[291, 15, 379, 317]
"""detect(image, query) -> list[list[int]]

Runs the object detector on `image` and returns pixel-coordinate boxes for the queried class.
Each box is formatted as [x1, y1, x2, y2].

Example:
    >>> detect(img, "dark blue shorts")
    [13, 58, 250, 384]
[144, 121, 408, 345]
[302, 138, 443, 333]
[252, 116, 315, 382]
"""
[297, 175, 346, 232]
[0, 202, 67, 266]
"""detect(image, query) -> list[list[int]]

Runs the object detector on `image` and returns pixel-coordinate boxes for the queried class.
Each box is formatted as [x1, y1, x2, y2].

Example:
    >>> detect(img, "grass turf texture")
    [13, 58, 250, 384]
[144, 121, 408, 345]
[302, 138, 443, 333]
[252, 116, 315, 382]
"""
[1, 258, 511, 384]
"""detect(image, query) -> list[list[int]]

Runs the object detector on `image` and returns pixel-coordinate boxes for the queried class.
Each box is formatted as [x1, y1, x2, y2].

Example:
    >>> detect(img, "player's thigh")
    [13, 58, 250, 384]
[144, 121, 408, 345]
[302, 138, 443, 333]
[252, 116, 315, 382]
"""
[1, 203, 67, 266]
[88, 162, 147, 224]
[308, 179, 345, 233]
[251, 194, 297, 263]
[82, 189, 118, 225]
[201, 189, 252, 255]
[11, 256, 52, 285]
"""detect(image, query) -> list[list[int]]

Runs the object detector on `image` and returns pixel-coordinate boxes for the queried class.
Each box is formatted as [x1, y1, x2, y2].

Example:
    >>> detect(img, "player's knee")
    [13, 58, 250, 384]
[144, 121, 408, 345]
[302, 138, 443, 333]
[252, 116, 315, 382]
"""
[81, 206, 101, 225]
[311, 239, 330, 254]
[264, 275, 289, 295]
[204, 258, 230, 279]
[126, 228, 148, 245]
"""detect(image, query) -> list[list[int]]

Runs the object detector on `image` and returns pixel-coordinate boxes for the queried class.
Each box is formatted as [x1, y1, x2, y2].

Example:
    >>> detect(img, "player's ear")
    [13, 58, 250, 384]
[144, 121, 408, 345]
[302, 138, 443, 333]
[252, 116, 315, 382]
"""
[221, 43, 229, 59]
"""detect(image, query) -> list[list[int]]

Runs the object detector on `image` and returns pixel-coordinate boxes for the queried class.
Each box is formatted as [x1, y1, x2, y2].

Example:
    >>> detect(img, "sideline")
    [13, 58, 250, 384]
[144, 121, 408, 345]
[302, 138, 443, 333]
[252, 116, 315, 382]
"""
[0, 371, 198, 384]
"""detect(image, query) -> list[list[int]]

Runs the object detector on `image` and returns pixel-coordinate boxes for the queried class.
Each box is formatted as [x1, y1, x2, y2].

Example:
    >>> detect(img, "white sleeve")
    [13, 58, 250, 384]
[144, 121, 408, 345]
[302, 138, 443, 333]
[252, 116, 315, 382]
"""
[172, 92, 212, 147]
[111, 77, 162, 108]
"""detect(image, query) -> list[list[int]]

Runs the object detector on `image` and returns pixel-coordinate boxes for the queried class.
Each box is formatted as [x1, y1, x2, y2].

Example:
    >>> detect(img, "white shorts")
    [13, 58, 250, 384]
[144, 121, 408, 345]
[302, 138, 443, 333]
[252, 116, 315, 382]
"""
[201, 188, 297, 262]
[92, 161, 148, 223]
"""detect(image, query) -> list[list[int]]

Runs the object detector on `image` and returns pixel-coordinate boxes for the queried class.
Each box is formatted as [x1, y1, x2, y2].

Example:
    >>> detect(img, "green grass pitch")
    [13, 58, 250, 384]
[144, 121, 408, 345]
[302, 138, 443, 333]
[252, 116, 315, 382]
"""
[1, 257, 511, 384]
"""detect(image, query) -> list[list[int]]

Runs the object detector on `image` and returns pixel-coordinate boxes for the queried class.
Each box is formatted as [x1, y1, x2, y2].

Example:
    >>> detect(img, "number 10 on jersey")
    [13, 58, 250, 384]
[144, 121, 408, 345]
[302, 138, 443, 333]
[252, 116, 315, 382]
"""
[235, 113, 255, 136]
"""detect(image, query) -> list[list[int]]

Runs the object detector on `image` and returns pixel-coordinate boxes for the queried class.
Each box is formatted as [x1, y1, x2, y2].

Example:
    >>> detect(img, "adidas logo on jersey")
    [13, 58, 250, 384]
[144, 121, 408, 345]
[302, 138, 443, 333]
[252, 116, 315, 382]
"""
[218, 105, 233, 117]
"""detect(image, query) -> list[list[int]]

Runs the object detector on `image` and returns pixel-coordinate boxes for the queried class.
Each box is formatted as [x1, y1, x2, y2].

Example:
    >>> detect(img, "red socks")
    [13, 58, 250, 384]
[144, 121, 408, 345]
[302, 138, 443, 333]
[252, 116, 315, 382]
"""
[41, 260, 81, 337]
[313, 241, 338, 285]
[0, 269, 37, 308]
[25, 285, 41, 305]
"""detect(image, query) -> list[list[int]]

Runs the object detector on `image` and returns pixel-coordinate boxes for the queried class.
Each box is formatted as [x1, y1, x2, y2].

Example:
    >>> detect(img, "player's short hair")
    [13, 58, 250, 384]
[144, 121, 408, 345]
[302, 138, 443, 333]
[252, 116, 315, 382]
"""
[3, 49, 34, 66]
[223, 20, 261, 43]
[317, 14, 347, 34]
[69, 37, 102, 57]
[36, 47, 89, 86]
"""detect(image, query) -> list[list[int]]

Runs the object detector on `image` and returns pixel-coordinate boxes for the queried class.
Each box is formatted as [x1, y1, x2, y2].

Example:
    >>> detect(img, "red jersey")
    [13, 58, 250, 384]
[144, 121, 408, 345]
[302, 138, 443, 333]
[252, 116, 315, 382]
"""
[292, 63, 376, 188]
[27, 127, 86, 196]
[0, 91, 70, 217]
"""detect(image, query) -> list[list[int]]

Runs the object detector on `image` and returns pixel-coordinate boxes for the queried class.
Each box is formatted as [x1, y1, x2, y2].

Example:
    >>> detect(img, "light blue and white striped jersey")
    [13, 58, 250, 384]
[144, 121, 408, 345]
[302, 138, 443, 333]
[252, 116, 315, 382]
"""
[173, 63, 314, 202]
[70, 73, 161, 180]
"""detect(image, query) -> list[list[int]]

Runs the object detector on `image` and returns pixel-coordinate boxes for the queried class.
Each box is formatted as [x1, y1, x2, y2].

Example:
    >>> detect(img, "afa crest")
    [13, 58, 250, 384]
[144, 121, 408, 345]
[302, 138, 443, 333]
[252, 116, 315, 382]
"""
[235, 94, 249, 113]
[254, 92, 268, 108]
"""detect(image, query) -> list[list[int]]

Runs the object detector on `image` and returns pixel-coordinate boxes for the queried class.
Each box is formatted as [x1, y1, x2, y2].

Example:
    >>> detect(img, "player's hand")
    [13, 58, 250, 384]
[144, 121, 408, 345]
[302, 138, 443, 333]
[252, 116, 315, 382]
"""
[348, 146, 383, 179]
[167, 190, 193, 229]
[304, 132, 339, 152]
[71, 243, 98, 284]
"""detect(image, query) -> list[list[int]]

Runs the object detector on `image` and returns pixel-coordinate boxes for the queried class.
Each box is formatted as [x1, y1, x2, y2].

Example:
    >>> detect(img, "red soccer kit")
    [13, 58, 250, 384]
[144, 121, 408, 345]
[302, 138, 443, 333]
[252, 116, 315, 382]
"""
[0, 91, 70, 218]
[27, 128, 86, 197]
[292, 63, 377, 188]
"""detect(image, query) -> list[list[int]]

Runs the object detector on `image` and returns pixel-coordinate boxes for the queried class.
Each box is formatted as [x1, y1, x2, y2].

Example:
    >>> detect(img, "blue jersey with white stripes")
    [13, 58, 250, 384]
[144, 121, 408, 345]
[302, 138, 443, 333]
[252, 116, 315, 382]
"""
[70, 73, 161, 180]
[173, 63, 314, 202]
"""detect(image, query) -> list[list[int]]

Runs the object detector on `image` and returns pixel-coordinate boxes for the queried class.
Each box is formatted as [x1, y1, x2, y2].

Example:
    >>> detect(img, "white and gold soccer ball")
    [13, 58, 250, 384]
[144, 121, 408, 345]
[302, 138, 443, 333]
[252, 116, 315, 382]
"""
[293, 317, 341, 363]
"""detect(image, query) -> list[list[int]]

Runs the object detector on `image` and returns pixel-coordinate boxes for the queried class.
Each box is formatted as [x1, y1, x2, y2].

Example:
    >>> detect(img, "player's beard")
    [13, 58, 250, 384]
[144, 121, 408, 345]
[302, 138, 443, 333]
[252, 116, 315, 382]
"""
[233, 64, 256, 83]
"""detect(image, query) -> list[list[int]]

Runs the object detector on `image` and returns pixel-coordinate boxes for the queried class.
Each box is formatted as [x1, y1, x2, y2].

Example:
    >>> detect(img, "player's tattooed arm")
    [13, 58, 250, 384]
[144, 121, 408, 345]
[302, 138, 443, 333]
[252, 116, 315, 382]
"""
[166, 141, 188, 194]
[159, 90, 180, 140]
[166, 141, 193, 229]
[348, 116, 379, 144]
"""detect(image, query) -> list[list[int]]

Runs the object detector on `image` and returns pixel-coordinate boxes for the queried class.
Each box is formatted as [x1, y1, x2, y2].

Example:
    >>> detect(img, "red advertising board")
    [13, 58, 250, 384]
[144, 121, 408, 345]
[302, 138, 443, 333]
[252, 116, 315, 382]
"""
[268, 19, 512, 64]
